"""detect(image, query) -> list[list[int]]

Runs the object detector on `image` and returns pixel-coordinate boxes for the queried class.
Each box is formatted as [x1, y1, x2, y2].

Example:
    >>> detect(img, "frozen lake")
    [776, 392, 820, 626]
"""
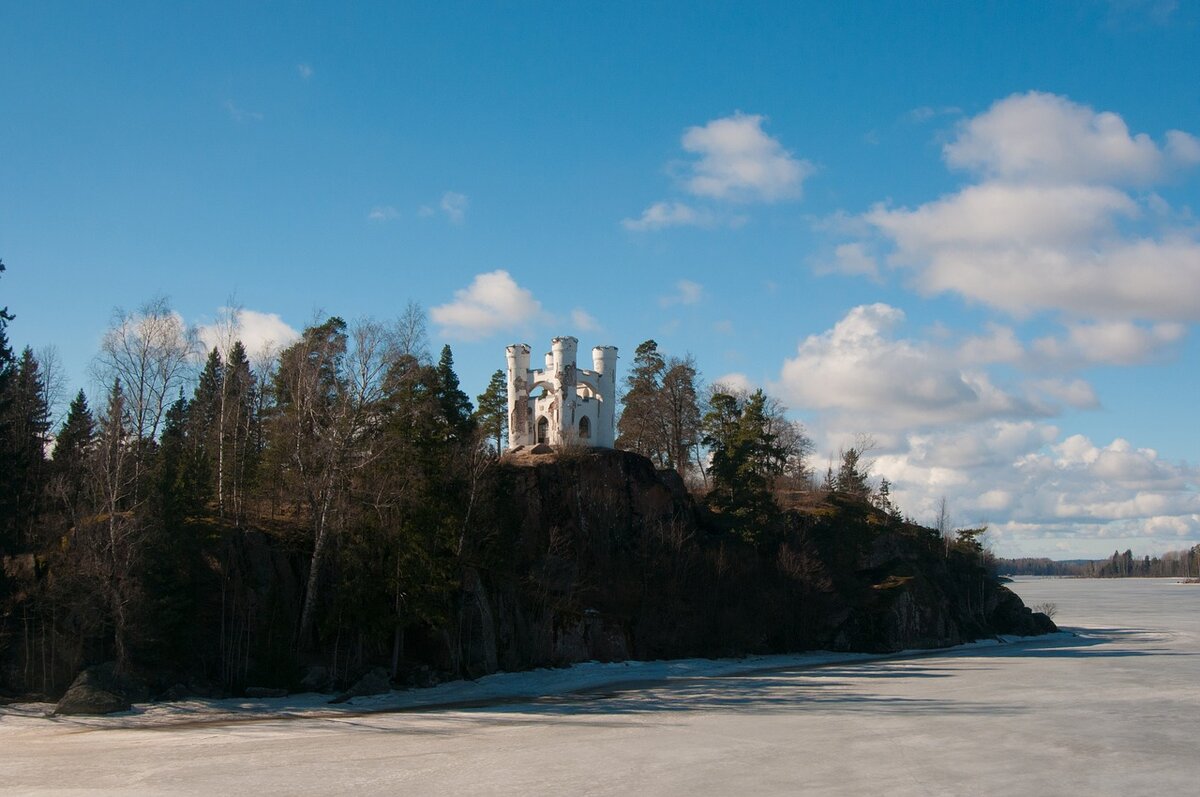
[2, 577, 1197, 795]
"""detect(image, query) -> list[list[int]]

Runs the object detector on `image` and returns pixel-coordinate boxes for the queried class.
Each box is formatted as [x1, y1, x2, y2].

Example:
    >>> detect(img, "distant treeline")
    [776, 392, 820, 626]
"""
[998, 546, 1200, 578]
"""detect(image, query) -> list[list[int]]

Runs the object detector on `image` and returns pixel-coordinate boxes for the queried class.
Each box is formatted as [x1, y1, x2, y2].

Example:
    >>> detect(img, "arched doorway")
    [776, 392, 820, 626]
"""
[578, 416, 591, 440]
[536, 415, 549, 444]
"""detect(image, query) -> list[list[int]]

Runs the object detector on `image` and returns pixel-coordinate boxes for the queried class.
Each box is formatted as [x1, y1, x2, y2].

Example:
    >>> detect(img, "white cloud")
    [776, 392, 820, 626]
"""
[851, 93, 1200, 322]
[198, 308, 299, 363]
[430, 270, 544, 341]
[659, 279, 704, 307]
[906, 105, 961, 124]
[1032, 320, 1186, 366]
[713, 372, 754, 394]
[570, 308, 601, 332]
[944, 91, 1191, 185]
[867, 182, 1136, 250]
[440, 191, 468, 224]
[1166, 129, 1200, 164]
[958, 323, 1025, 365]
[681, 113, 812, 202]
[621, 201, 711, 231]
[368, 206, 401, 222]
[224, 100, 264, 123]
[297, 63, 314, 79]
[776, 304, 1040, 430]
[823, 242, 880, 280]
[624, 113, 811, 231]
[864, 421, 1200, 556]
[1029, 378, 1100, 409]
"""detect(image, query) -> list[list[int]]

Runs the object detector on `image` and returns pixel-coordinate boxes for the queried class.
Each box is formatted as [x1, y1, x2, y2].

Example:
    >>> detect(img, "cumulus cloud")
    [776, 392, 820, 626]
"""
[625, 113, 811, 230]
[570, 308, 601, 332]
[1028, 378, 1100, 409]
[776, 304, 1040, 430]
[621, 201, 711, 231]
[197, 308, 299, 362]
[430, 270, 544, 341]
[680, 113, 813, 202]
[851, 92, 1200, 322]
[943, 91, 1196, 184]
[1032, 320, 1187, 366]
[659, 279, 704, 307]
[822, 242, 880, 280]
[866, 421, 1200, 557]
[713, 372, 754, 394]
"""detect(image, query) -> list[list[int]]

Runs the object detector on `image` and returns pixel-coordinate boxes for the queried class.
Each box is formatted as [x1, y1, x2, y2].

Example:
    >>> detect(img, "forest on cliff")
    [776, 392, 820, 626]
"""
[0, 271, 1050, 702]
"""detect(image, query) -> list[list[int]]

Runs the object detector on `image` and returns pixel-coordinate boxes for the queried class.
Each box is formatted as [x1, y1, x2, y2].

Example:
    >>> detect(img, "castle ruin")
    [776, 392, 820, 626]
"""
[505, 337, 617, 450]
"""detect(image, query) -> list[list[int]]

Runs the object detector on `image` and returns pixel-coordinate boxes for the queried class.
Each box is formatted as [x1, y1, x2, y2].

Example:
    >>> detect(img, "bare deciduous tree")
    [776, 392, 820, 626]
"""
[96, 297, 197, 496]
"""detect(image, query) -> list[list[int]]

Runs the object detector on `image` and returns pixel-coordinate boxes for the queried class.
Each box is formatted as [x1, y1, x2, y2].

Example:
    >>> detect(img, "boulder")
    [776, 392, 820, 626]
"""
[329, 667, 391, 704]
[298, 665, 332, 693]
[54, 663, 146, 716]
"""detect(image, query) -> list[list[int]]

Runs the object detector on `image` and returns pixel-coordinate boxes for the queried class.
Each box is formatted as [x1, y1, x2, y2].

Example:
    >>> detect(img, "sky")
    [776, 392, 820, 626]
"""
[2, 1, 1198, 559]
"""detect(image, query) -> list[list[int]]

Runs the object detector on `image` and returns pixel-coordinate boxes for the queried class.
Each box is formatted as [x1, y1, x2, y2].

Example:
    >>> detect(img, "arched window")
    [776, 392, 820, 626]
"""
[536, 416, 550, 444]
[578, 416, 591, 439]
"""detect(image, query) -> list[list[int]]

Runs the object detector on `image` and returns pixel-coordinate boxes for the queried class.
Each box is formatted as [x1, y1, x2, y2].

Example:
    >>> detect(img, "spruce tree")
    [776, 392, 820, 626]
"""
[52, 389, 96, 518]
[435, 344, 474, 440]
[0, 259, 17, 550]
[4, 348, 51, 546]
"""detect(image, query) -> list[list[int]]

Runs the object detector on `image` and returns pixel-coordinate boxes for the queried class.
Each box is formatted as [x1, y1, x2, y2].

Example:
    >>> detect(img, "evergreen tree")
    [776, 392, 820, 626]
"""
[2, 348, 52, 547]
[701, 389, 786, 542]
[474, 369, 508, 452]
[0, 259, 18, 550]
[835, 446, 870, 497]
[616, 340, 666, 462]
[660, 356, 701, 474]
[435, 344, 475, 440]
[222, 340, 257, 523]
[134, 394, 204, 664]
[52, 390, 96, 522]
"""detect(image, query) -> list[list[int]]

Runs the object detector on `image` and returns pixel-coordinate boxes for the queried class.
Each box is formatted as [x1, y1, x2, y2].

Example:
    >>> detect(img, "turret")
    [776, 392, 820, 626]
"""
[503, 337, 616, 451]
[505, 343, 532, 448]
[592, 346, 618, 446]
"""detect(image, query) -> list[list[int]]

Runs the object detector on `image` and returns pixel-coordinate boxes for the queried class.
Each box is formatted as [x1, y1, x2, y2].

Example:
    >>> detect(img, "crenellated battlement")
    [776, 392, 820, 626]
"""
[506, 337, 617, 450]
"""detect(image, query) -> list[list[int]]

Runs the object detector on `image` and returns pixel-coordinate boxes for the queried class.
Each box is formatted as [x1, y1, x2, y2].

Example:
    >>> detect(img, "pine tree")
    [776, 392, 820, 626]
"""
[474, 369, 508, 452]
[616, 340, 666, 462]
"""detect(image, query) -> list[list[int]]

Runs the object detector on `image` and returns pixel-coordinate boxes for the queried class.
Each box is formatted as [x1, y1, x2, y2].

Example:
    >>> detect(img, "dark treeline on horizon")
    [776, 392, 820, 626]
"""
[998, 546, 1200, 578]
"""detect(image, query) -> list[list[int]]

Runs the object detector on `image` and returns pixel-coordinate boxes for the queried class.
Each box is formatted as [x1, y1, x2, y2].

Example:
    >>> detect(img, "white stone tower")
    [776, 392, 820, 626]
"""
[505, 337, 617, 450]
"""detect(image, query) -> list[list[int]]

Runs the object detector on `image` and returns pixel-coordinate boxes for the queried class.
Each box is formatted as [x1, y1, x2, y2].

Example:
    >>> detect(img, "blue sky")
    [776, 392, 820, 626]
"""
[3, 1, 1198, 558]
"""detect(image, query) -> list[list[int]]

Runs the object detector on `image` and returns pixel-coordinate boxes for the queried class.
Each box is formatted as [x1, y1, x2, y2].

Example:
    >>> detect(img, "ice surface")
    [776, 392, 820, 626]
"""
[2, 578, 1197, 795]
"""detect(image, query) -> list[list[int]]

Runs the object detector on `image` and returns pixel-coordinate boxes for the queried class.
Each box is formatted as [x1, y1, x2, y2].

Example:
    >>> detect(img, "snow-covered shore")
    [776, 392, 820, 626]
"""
[0, 634, 1060, 732]
[2, 578, 1197, 796]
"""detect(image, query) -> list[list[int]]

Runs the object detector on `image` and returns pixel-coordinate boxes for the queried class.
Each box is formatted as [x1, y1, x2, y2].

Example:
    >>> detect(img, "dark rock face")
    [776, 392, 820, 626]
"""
[455, 449, 1056, 674]
[53, 663, 147, 716]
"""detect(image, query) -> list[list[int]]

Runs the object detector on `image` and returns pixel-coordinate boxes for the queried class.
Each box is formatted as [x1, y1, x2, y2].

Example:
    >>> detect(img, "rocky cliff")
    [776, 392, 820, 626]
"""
[0, 447, 1054, 703]
[451, 448, 1055, 676]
